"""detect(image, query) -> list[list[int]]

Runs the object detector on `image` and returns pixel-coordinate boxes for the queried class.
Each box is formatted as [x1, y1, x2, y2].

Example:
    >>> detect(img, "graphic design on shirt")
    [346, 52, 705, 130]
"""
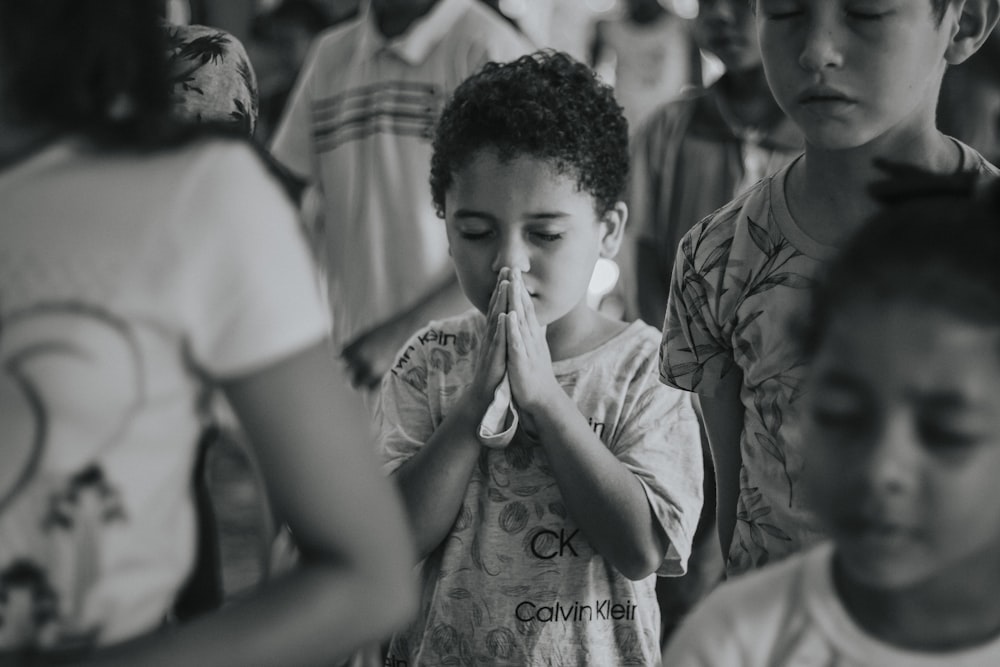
[1, 302, 140, 652]
[311, 81, 442, 152]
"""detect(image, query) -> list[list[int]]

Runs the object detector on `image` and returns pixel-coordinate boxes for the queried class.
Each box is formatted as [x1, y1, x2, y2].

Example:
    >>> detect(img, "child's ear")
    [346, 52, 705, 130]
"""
[945, 0, 1000, 65]
[599, 201, 628, 259]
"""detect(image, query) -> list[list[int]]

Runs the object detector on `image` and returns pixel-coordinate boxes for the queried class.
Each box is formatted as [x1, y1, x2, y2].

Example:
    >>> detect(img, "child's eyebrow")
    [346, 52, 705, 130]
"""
[912, 391, 973, 412]
[453, 209, 497, 222]
[525, 212, 571, 221]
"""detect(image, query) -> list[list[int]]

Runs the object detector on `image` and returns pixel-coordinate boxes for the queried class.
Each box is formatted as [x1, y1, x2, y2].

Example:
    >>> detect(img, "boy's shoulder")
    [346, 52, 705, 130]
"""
[399, 309, 485, 357]
[665, 544, 832, 663]
[307, 15, 366, 64]
[682, 172, 778, 251]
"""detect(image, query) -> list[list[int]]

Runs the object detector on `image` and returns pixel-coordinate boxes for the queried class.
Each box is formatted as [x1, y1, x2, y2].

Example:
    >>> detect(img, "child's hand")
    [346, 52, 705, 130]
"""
[467, 269, 509, 412]
[505, 268, 560, 415]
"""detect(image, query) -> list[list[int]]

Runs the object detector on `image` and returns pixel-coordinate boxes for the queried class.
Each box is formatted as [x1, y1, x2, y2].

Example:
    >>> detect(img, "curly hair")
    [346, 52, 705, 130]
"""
[801, 166, 1000, 358]
[430, 50, 629, 217]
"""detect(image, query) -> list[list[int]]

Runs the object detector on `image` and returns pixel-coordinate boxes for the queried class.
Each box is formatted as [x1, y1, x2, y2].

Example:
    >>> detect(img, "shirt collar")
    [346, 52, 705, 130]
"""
[359, 0, 469, 65]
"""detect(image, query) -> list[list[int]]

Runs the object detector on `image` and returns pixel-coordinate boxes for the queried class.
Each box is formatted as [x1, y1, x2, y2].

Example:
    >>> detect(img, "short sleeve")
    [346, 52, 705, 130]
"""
[176, 142, 328, 378]
[661, 589, 746, 666]
[269, 41, 319, 180]
[660, 214, 738, 397]
[613, 358, 703, 576]
[374, 329, 437, 475]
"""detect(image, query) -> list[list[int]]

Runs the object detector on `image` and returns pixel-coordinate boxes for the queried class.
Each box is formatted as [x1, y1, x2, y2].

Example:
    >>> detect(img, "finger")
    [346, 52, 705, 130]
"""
[494, 312, 509, 373]
[506, 310, 523, 357]
[487, 268, 508, 318]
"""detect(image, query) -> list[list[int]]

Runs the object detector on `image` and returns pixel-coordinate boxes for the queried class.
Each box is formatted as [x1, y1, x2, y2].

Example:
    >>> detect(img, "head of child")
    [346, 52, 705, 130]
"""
[750, 0, 999, 152]
[0, 0, 172, 143]
[695, 0, 762, 74]
[799, 172, 1000, 645]
[430, 51, 629, 341]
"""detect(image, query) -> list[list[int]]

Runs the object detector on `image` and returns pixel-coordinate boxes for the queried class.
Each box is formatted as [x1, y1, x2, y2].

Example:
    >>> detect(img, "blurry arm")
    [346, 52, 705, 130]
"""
[80, 342, 417, 667]
[695, 369, 744, 564]
[342, 274, 469, 389]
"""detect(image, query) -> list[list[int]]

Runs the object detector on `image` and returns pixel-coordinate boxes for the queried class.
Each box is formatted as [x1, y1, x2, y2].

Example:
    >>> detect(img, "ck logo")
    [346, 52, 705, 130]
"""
[529, 528, 579, 559]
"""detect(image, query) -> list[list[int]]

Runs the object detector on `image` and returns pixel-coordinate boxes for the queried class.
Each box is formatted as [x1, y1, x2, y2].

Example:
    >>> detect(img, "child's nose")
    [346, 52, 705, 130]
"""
[862, 417, 918, 496]
[798, 18, 845, 72]
[491, 236, 530, 273]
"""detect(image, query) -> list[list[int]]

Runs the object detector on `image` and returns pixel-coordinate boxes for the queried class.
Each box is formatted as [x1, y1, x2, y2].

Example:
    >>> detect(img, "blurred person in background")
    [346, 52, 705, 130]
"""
[0, 1, 416, 664]
[270, 0, 531, 393]
[589, 0, 702, 133]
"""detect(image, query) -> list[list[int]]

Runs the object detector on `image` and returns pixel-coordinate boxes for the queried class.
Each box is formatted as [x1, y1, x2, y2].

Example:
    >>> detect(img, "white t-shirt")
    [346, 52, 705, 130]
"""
[376, 310, 703, 665]
[664, 542, 1000, 666]
[270, 0, 531, 349]
[0, 138, 327, 652]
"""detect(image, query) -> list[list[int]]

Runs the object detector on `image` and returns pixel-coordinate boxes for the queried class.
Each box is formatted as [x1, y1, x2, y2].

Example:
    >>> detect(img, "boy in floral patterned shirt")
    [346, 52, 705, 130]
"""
[661, 0, 1000, 577]
[376, 52, 704, 665]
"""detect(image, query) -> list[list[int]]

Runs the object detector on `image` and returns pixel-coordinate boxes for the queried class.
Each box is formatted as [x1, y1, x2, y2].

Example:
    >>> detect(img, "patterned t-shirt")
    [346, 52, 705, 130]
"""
[661, 141, 1000, 577]
[377, 310, 703, 665]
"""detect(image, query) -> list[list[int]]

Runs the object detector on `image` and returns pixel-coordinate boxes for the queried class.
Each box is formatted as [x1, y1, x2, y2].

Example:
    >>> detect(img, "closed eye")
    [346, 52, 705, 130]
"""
[459, 230, 492, 240]
[532, 232, 563, 242]
[847, 11, 887, 20]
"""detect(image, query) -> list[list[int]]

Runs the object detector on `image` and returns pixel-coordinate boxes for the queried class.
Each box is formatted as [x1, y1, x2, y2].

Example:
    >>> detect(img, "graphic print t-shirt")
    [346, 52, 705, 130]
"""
[377, 310, 703, 665]
[660, 141, 1000, 577]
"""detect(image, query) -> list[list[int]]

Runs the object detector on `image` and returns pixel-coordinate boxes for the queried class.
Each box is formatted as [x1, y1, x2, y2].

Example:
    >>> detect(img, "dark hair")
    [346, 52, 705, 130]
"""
[0, 0, 174, 145]
[749, 0, 949, 24]
[802, 166, 1000, 357]
[430, 50, 629, 217]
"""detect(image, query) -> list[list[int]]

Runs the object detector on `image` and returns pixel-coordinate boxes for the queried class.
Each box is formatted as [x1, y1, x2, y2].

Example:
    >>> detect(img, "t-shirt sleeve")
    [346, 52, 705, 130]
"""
[613, 355, 703, 576]
[177, 142, 328, 378]
[660, 215, 738, 397]
[269, 41, 319, 180]
[375, 328, 438, 475]
[661, 588, 746, 666]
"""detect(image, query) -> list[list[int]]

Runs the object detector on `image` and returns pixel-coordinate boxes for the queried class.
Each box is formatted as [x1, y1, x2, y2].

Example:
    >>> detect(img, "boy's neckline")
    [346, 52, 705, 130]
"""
[818, 545, 1000, 657]
[783, 135, 965, 248]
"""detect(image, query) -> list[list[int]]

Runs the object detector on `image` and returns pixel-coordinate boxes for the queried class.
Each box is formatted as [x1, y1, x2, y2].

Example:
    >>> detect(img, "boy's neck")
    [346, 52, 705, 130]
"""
[787, 130, 961, 247]
[545, 303, 627, 362]
[372, 0, 439, 39]
[833, 552, 1000, 652]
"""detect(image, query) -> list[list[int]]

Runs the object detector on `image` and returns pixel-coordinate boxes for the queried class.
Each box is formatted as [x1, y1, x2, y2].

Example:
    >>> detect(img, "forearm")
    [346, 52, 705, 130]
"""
[78, 561, 412, 667]
[394, 397, 484, 559]
[527, 391, 665, 580]
[695, 371, 745, 562]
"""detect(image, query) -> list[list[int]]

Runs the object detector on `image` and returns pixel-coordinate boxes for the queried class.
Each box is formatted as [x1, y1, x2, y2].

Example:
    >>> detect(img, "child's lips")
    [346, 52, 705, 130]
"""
[798, 85, 855, 108]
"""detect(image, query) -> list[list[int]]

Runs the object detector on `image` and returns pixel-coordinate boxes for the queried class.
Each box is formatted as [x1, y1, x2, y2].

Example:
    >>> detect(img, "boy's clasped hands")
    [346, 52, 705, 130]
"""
[474, 267, 560, 447]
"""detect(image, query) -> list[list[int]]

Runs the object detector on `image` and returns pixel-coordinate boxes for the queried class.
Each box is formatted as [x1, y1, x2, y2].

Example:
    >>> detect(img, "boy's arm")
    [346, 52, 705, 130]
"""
[384, 282, 509, 560]
[391, 393, 486, 560]
[505, 271, 698, 579]
[523, 390, 677, 580]
[694, 369, 744, 565]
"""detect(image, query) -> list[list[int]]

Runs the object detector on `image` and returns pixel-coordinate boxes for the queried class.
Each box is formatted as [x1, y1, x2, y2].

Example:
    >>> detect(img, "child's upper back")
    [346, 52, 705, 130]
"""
[660, 140, 999, 575]
[377, 309, 703, 665]
[0, 137, 327, 647]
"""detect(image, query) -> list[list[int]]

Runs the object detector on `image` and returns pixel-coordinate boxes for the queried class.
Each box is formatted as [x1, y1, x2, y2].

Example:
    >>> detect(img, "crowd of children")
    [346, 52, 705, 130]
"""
[3, 0, 1000, 665]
